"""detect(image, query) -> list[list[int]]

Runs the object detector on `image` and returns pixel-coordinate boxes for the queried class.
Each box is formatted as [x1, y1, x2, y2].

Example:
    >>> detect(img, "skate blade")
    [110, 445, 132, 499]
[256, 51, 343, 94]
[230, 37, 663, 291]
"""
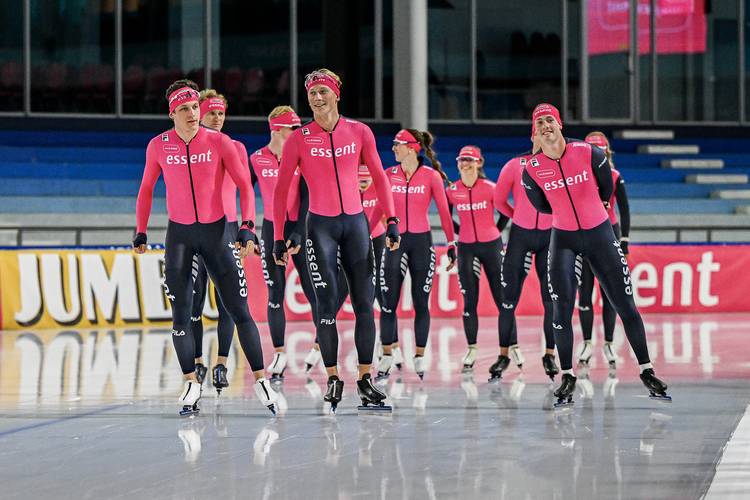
[267, 404, 278, 415]
[553, 400, 574, 409]
[269, 375, 284, 384]
[180, 407, 200, 417]
[461, 365, 474, 374]
[649, 393, 673, 402]
[357, 404, 392, 414]
[395, 363, 403, 371]
[374, 372, 390, 382]
[487, 375, 503, 383]
[416, 373, 424, 381]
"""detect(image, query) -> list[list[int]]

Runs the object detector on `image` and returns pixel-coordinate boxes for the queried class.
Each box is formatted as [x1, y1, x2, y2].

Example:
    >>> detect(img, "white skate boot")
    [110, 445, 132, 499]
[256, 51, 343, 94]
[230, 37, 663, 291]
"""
[509, 344, 525, 370]
[392, 346, 404, 371]
[254, 378, 280, 415]
[179, 380, 202, 416]
[304, 347, 321, 373]
[603, 342, 617, 373]
[462, 346, 477, 373]
[578, 340, 593, 366]
[268, 351, 288, 383]
[376, 354, 393, 380]
[413, 355, 426, 380]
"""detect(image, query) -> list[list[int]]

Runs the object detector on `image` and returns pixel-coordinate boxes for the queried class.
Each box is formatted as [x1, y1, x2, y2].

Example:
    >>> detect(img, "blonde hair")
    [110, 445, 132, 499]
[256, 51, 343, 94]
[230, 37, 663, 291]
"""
[585, 131, 613, 163]
[268, 105, 295, 120]
[199, 89, 228, 109]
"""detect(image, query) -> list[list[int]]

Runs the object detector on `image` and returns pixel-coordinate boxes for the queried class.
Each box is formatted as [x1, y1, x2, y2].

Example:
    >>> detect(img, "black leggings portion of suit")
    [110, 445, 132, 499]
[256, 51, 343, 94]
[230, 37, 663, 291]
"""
[164, 217, 263, 374]
[457, 237, 504, 345]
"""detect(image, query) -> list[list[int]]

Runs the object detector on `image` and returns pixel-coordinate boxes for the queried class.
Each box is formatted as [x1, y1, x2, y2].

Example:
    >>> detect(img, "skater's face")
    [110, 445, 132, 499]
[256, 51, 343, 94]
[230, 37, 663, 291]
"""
[171, 101, 200, 132]
[457, 157, 481, 177]
[307, 85, 338, 116]
[392, 142, 414, 163]
[535, 115, 561, 143]
[201, 109, 225, 132]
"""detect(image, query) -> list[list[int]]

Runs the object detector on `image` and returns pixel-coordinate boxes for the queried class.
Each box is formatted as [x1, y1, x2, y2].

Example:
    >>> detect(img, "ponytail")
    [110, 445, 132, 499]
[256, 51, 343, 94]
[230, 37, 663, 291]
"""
[408, 128, 447, 181]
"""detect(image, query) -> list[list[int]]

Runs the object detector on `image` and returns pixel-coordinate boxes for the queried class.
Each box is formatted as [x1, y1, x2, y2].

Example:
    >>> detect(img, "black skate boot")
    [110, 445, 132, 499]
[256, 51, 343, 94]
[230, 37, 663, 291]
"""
[640, 368, 672, 402]
[542, 354, 560, 381]
[488, 355, 511, 382]
[324, 375, 344, 413]
[357, 374, 392, 414]
[212, 364, 229, 395]
[195, 363, 208, 385]
[553, 373, 576, 408]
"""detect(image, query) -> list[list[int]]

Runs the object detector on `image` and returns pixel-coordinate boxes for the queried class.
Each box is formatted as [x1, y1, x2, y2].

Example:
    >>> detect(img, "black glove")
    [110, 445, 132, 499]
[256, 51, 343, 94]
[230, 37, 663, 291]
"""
[236, 226, 257, 249]
[133, 232, 147, 249]
[620, 239, 629, 256]
[286, 231, 302, 249]
[273, 239, 288, 263]
[447, 245, 457, 264]
[386, 217, 400, 246]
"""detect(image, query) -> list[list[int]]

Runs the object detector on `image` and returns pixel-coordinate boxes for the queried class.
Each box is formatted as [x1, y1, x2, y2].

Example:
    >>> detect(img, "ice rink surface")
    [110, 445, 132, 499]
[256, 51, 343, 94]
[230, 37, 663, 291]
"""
[1, 313, 749, 500]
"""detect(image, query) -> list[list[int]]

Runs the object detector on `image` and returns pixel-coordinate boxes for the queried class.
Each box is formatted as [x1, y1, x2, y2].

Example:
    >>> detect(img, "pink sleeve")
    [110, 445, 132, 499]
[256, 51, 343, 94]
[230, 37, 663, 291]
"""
[135, 141, 161, 233]
[360, 125, 395, 218]
[494, 160, 515, 218]
[368, 204, 384, 234]
[286, 170, 302, 221]
[273, 134, 301, 240]
[222, 135, 255, 228]
[432, 171, 455, 243]
[222, 142, 247, 219]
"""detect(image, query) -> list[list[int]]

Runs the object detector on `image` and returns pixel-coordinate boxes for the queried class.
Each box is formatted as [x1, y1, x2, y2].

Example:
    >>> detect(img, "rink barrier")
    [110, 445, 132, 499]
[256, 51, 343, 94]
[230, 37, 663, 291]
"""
[0, 244, 748, 330]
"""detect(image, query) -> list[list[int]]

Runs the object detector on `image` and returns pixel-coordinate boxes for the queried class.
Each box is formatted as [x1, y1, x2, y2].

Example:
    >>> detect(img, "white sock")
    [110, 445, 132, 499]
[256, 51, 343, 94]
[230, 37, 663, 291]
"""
[562, 369, 575, 376]
[639, 363, 653, 373]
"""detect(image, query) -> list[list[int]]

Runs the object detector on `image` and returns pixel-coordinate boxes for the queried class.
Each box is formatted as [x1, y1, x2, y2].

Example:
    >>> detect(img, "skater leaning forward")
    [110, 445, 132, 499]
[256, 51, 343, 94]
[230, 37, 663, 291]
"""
[133, 79, 278, 416]
[521, 103, 670, 407]
[271, 68, 400, 413]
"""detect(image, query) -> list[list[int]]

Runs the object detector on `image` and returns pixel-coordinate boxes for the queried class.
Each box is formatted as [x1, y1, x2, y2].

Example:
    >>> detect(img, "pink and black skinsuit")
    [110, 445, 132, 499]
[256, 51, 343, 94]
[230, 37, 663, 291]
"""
[371, 164, 455, 350]
[272, 117, 396, 369]
[446, 177, 508, 346]
[136, 126, 265, 374]
[495, 151, 555, 352]
[522, 139, 650, 372]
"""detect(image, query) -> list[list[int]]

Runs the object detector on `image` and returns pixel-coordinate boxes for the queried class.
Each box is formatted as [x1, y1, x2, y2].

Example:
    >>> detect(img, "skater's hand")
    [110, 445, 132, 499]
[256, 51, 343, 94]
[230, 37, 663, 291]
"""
[132, 232, 147, 254]
[386, 217, 400, 250]
[620, 237, 629, 256]
[446, 244, 457, 271]
[273, 239, 289, 265]
[236, 224, 258, 259]
[286, 232, 302, 255]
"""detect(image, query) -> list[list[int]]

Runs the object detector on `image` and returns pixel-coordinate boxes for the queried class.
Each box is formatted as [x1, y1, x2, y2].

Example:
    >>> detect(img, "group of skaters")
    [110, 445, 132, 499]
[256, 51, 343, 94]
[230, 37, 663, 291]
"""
[134, 68, 670, 416]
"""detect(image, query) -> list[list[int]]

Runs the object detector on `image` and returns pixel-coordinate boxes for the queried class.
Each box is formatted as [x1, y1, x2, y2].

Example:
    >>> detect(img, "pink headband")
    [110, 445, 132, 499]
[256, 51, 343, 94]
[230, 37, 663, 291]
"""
[585, 134, 609, 150]
[532, 103, 563, 128]
[304, 72, 341, 97]
[269, 111, 302, 131]
[394, 129, 422, 153]
[168, 87, 200, 114]
[200, 98, 226, 119]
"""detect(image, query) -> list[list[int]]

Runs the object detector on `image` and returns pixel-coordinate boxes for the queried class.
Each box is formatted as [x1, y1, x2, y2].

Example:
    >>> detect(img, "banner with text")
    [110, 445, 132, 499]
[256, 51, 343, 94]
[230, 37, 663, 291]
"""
[0, 245, 746, 330]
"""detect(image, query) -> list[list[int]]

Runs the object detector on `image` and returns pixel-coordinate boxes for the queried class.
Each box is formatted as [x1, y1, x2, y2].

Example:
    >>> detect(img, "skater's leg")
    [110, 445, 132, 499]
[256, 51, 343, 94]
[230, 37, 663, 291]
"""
[547, 230, 580, 372]
[214, 286, 233, 362]
[578, 258, 595, 342]
[262, 220, 287, 350]
[379, 241, 406, 353]
[457, 244, 480, 346]
[499, 227, 531, 353]
[534, 239, 555, 352]
[190, 254, 208, 364]
[601, 283, 617, 342]
[408, 239, 435, 352]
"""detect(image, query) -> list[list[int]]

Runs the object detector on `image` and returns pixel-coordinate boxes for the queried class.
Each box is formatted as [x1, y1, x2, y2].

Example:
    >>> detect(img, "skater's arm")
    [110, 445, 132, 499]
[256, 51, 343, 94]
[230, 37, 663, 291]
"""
[591, 146, 613, 206]
[432, 171, 456, 243]
[494, 160, 516, 218]
[222, 134, 256, 228]
[273, 134, 301, 241]
[135, 140, 161, 234]
[521, 168, 552, 214]
[496, 213, 510, 232]
[361, 126, 395, 218]
[615, 176, 630, 239]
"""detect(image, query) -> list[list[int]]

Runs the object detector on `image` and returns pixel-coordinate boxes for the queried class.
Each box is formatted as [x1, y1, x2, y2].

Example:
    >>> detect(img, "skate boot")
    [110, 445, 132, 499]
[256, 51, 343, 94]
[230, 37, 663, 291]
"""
[304, 347, 321, 373]
[542, 354, 560, 381]
[640, 368, 671, 402]
[577, 340, 593, 366]
[509, 344, 525, 370]
[392, 346, 404, 371]
[254, 378, 280, 415]
[195, 363, 208, 385]
[357, 373, 392, 414]
[461, 346, 477, 373]
[324, 375, 344, 413]
[488, 354, 511, 382]
[212, 364, 229, 395]
[603, 342, 617, 373]
[268, 351, 287, 383]
[413, 355, 426, 380]
[376, 354, 393, 380]
[179, 380, 202, 416]
[553, 373, 576, 408]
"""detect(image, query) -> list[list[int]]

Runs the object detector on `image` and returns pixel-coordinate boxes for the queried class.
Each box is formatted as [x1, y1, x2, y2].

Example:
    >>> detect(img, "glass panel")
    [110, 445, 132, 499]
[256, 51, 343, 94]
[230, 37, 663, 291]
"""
[122, 0, 205, 115]
[476, 0, 562, 120]
[587, 0, 632, 119]
[429, 0, 470, 119]
[639, 1, 653, 122]
[298, 0, 375, 118]
[567, 0, 581, 121]
[0, 1, 23, 111]
[216, 0, 290, 116]
[382, 0, 394, 119]
[656, 0, 738, 121]
[30, 0, 115, 113]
